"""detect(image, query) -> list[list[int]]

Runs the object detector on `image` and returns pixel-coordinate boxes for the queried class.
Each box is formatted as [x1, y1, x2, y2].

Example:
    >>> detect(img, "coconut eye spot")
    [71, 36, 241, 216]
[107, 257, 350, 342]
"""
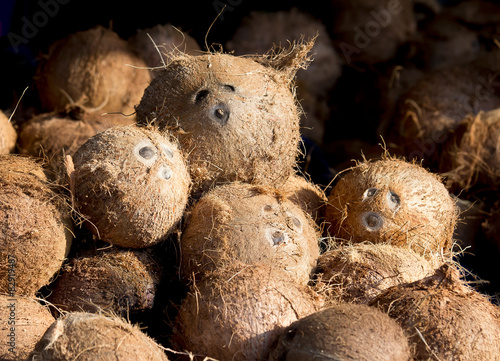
[194, 89, 209, 104]
[134, 141, 158, 166]
[160, 144, 174, 159]
[139, 146, 156, 159]
[158, 165, 173, 180]
[362, 211, 384, 231]
[363, 187, 378, 200]
[266, 228, 289, 247]
[263, 204, 274, 212]
[387, 190, 401, 211]
[286, 212, 303, 234]
[223, 84, 235, 92]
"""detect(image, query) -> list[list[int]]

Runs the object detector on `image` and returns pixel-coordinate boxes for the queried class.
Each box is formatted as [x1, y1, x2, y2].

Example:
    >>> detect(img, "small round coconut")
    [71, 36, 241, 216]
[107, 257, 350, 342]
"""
[35, 25, 151, 116]
[48, 248, 162, 317]
[0, 155, 73, 296]
[0, 295, 55, 361]
[314, 243, 439, 305]
[325, 157, 458, 261]
[268, 302, 411, 361]
[0, 111, 16, 154]
[329, 0, 416, 64]
[391, 64, 500, 166]
[172, 264, 323, 361]
[71, 125, 190, 248]
[441, 109, 500, 191]
[30, 312, 169, 360]
[136, 41, 314, 195]
[128, 23, 200, 70]
[180, 182, 320, 285]
[370, 264, 500, 360]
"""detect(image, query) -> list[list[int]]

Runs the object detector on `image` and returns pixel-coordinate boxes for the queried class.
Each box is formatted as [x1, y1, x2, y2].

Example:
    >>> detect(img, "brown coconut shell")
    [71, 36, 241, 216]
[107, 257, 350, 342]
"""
[71, 125, 190, 248]
[172, 264, 323, 361]
[128, 23, 200, 69]
[48, 248, 162, 317]
[370, 264, 500, 360]
[35, 25, 151, 116]
[0, 155, 73, 296]
[0, 111, 16, 154]
[30, 312, 169, 360]
[329, 0, 416, 64]
[314, 242, 439, 305]
[136, 41, 313, 195]
[0, 295, 55, 361]
[180, 182, 320, 285]
[268, 303, 411, 361]
[325, 157, 458, 261]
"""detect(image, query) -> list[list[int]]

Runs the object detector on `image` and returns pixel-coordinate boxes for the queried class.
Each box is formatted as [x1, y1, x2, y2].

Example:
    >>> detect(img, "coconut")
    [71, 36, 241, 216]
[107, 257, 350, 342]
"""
[180, 182, 320, 285]
[0, 155, 73, 296]
[35, 25, 151, 116]
[48, 248, 162, 317]
[268, 302, 411, 361]
[325, 157, 458, 261]
[449, 0, 500, 25]
[314, 243, 439, 305]
[30, 312, 169, 360]
[128, 23, 200, 70]
[70, 125, 190, 248]
[0, 111, 16, 154]
[370, 264, 500, 360]
[329, 0, 416, 64]
[172, 264, 322, 361]
[135, 41, 313, 195]
[0, 295, 55, 361]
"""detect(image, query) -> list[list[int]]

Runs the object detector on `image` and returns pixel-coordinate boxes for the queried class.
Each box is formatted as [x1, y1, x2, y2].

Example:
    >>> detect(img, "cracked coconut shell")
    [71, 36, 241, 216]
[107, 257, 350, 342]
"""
[136, 40, 314, 195]
[0, 155, 73, 296]
[0, 111, 16, 154]
[180, 182, 320, 285]
[70, 125, 190, 248]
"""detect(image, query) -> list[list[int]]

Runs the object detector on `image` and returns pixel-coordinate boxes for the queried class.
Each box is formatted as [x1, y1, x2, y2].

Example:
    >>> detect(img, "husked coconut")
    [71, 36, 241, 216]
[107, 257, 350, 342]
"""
[180, 182, 320, 285]
[0, 155, 73, 296]
[0, 111, 16, 154]
[71, 125, 190, 248]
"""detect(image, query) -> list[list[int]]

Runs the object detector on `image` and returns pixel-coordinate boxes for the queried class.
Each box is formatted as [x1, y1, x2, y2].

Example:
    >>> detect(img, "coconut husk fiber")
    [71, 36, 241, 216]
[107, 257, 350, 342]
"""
[370, 264, 500, 360]
[48, 248, 162, 317]
[172, 264, 323, 361]
[136, 40, 314, 195]
[314, 242, 440, 305]
[268, 302, 411, 361]
[30, 312, 169, 360]
[0, 111, 16, 154]
[71, 125, 190, 248]
[0, 155, 73, 296]
[180, 182, 320, 285]
[0, 295, 55, 361]
[35, 25, 151, 116]
[325, 156, 458, 262]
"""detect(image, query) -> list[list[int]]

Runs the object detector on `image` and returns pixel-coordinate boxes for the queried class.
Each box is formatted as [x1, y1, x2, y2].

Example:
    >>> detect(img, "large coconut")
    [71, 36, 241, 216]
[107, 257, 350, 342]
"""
[30, 312, 169, 360]
[268, 303, 411, 361]
[0, 295, 55, 361]
[35, 25, 151, 116]
[70, 125, 190, 248]
[48, 248, 162, 317]
[172, 264, 322, 361]
[180, 182, 320, 285]
[0, 155, 73, 296]
[325, 157, 458, 261]
[135, 41, 313, 195]
[370, 264, 500, 360]
[0, 111, 16, 154]
[314, 242, 439, 305]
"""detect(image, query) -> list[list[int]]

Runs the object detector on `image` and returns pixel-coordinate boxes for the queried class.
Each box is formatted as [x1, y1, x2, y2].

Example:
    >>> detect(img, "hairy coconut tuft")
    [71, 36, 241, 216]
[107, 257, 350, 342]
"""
[1, 295, 55, 361]
[35, 25, 151, 116]
[180, 182, 320, 285]
[48, 248, 162, 317]
[0, 111, 16, 154]
[30, 312, 169, 360]
[172, 264, 322, 361]
[71, 124, 190, 248]
[268, 302, 411, 361]
[314, 243, 439, 305]
[0, 155, 73, 296]
[325, 157, 458, 261]
[136, 40, 314, 195]
[370, 264, 500, 360]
